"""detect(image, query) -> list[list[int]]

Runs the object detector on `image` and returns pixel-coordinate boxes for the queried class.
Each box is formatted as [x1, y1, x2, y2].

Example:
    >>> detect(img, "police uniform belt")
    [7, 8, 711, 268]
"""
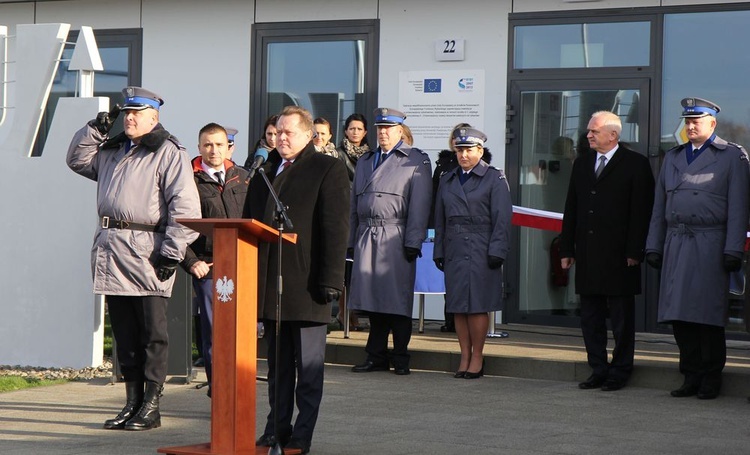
[100, 216, 164, 232]
[667, 223, 724, 235]
[365, 217, 405, 227]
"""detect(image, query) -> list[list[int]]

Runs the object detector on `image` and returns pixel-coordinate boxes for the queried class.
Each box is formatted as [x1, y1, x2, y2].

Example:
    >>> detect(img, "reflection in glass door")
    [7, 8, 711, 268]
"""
[510, 83, 648, 326]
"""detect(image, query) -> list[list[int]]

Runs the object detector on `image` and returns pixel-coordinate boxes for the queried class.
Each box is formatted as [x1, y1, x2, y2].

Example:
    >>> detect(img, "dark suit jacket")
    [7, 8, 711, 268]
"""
[243, 142, 350, 323]
[559, 143, 655, 296]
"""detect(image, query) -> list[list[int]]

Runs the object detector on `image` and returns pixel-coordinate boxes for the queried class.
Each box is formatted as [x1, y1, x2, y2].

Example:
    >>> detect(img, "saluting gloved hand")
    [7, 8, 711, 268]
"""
[488, 256, 504, 269]
[645, 252, 663, 270]
[434, 258, 445, 272]
[319, 286, 341, 304]
[724, 254, 743, 272]
[154, 255, 179, 282]
[88, 104, 122, 135]
[404, 247, 422, 263]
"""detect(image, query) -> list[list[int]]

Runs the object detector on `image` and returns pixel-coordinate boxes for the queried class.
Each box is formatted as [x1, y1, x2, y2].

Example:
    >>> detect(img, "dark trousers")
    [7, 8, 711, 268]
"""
[671, 320, 726, 390]
[365, 312, 412, 368]
[263, 321, 327, 444]
[579, 294, 635, 381]
[107, 295, 169, 384]
[192, 278, 214, 385]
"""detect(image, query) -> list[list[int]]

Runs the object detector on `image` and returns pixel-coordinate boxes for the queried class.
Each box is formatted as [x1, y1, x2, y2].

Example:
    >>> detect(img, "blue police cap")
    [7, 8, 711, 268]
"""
[681, 97, 720, 118]
[373, 107, 406, 126]
[121, 86, 164, 111]
[453, 127, 487, 147]
[225, 127, 238, 144]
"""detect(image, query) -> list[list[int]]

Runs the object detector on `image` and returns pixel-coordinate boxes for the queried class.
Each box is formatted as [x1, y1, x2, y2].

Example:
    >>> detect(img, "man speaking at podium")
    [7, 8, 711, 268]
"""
[244, 106, 349, 454]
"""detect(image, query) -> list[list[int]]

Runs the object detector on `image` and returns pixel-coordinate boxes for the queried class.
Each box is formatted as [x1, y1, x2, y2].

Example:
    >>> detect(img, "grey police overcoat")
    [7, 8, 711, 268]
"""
[433, 161, 512, 313]
[67, 123, 200, 297]
[646, 137, 750, 327]
[348, 145, 432, 317]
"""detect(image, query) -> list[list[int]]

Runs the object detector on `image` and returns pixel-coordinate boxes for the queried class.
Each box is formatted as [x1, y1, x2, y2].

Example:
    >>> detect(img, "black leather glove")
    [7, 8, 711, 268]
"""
[488, 256, 504, 269]
[88, 104, 122, 135]
[404, 247, 422, 263]
[645, 252, 663, 270]
[724, 254, 743, 272]
[434, 258, 445, 271]
[154, 255, 179, 282]
[319, 286, 341, 304]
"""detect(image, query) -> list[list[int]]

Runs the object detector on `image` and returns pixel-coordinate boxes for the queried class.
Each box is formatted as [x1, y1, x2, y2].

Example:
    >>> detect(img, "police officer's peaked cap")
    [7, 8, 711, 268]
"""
[680, 97, 720, 118]
[373, 107, 406, 126]
[121, 86, 164, 111]
[225, 127, 238, 144]
[453, 127, 487, 147]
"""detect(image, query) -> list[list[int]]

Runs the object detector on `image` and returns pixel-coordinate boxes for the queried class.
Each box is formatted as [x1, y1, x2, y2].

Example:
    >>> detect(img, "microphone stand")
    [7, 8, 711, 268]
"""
[257, 167, 293, 455]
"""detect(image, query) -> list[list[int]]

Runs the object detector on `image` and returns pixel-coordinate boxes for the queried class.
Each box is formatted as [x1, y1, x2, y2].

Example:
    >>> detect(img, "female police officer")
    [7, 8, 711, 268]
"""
[433, 127, 512, 379]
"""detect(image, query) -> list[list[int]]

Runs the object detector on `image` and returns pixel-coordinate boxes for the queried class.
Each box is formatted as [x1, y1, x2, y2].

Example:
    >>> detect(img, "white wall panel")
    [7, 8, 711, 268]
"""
[36, 0, 141, 30]
[141, 0, 254, 156]
[0, 3, 34, 31]
[512, 0, 659, 12]
[255, 0, 377, 22]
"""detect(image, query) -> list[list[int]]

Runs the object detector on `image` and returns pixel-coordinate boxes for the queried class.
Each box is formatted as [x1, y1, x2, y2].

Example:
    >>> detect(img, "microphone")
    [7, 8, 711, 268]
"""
[247, 147, 269, 180]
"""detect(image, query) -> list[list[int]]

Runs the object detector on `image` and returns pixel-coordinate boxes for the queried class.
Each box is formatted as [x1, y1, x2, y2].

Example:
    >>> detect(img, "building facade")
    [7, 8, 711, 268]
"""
[3, 0, 750, 367]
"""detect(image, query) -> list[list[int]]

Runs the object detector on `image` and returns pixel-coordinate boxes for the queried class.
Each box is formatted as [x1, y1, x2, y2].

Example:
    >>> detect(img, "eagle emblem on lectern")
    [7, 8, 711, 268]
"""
[216, 276, 234, 303]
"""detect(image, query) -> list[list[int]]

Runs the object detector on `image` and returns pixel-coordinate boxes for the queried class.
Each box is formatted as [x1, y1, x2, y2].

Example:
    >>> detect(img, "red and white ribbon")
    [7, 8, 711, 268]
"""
[511, 206, 563, 232]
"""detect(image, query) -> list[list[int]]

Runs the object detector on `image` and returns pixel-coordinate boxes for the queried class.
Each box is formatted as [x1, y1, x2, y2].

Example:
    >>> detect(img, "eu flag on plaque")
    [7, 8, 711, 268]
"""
[424, 78, 442, 93]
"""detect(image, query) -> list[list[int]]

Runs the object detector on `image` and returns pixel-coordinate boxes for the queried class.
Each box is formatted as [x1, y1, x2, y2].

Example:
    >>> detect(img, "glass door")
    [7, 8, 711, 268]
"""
[505, 79, 651, 328]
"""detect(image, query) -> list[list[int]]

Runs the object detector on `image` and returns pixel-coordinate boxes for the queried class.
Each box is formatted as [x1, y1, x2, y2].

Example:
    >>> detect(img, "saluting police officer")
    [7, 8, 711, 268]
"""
[67, 87, 200, 430]
[349, 108, 432, 376]
[646, 97, 750, 400]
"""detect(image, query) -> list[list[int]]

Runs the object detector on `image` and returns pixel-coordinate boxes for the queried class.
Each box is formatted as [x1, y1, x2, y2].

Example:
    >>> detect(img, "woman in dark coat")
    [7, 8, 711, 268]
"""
[434, 128, 512, 379]
[335, 113, 370, 330]
[244, 114, 278, 168]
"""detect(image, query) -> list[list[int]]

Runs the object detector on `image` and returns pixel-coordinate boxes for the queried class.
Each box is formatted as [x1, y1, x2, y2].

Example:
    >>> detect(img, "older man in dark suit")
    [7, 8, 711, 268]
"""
[560, 110, 655, 392]
[244, 106, 349, 454]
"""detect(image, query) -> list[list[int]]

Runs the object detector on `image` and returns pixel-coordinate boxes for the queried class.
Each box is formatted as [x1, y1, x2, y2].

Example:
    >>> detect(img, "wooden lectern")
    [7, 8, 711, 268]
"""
[158, 219, 298, 455]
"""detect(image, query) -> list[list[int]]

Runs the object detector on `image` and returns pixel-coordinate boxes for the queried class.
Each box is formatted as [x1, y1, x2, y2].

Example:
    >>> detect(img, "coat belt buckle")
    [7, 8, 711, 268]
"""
[101, 216, 110, 229]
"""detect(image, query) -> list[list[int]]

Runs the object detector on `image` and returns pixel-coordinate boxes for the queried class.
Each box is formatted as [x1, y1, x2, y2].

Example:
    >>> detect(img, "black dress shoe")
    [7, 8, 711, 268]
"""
[394, 366, 411, 375]
[670, 383, 699, 398]
[464, 367, 484, 379]
[351, 361, 389, 373]
[454, 371, 466, 378]
[600, 378, 626, 392]
[578, 375, 606, 390]
[697, 386, 719, 400]
[256, 434, 277, 447]
[285, 438, 311, 454]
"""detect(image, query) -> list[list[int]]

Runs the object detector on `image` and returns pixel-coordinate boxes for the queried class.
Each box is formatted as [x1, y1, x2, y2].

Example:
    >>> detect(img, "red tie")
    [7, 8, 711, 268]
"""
[282, 161, 292, 171]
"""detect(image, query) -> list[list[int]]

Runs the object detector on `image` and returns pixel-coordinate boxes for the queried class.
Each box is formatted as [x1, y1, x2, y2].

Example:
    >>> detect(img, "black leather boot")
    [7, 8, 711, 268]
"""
[103, 381, 144, 429]
[124, 382, 162, 431]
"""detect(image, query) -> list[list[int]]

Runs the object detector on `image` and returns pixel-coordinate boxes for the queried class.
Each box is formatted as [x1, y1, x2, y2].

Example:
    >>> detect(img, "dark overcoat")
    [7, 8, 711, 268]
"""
[646, 137, 750, 326]
[348, 144, 432, 317]
[559, 144, 655, 296]
[243, 142, 350, 324]
[433, 160, 512, 313]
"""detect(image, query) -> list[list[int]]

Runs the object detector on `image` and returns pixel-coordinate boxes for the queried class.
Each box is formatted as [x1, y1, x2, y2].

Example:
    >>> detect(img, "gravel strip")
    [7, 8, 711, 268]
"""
[0, 359, 113, 381]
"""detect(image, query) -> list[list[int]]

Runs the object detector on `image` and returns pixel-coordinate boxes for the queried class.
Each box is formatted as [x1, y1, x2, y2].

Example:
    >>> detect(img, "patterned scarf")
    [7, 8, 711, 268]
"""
[315, 142, 339, 157]
[341, 138, 370, 159]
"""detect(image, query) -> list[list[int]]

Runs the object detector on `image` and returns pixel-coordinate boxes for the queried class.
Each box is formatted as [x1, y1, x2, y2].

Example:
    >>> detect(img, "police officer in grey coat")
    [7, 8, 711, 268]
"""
[433, 128, 512, 379]
[646, 97, 750, 400]
[67, 87, 200, 430]
[349, 108, 432, 376]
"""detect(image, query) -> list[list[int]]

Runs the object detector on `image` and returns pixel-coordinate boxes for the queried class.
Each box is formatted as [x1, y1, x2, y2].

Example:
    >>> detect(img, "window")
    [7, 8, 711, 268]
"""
[514, 22, 650, 69]
[33, 28, 142, 156]
[250, 20, 378, 153]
